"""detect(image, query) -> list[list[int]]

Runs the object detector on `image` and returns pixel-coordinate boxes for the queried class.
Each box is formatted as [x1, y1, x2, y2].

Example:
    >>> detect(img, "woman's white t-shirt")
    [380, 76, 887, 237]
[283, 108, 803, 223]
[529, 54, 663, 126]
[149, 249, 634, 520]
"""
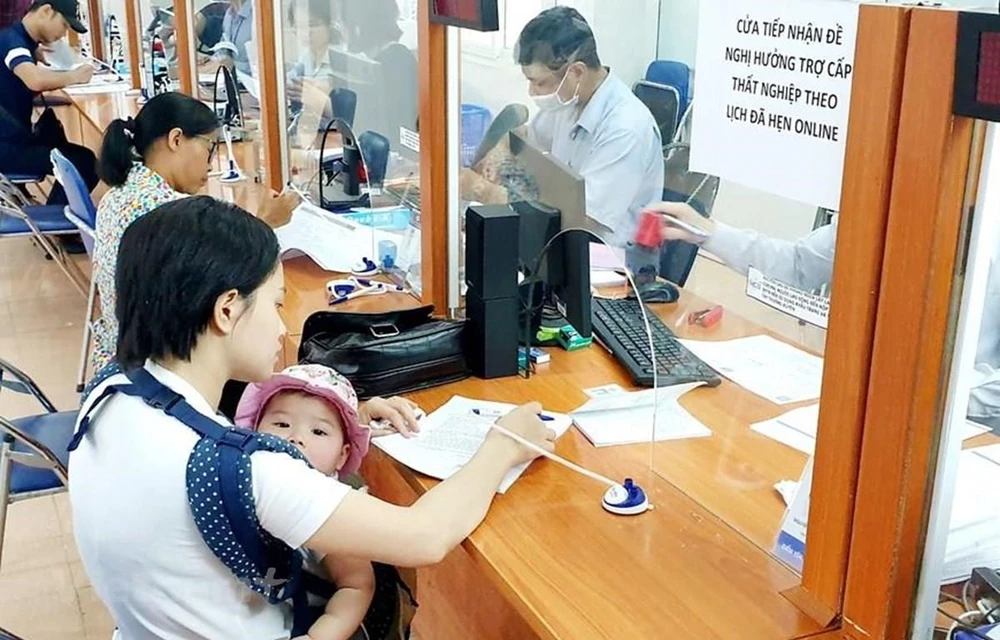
[68, 362, 350, 639]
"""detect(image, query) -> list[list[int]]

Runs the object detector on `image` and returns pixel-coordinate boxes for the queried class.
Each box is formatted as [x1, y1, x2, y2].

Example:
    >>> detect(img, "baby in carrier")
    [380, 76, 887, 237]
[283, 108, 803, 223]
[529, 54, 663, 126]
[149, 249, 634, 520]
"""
[236, 364, 376, 640]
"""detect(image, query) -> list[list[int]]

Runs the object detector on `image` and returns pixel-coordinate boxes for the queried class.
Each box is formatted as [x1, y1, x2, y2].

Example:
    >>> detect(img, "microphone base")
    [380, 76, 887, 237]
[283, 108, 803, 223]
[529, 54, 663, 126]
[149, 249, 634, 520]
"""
[602, 478, 650, 516]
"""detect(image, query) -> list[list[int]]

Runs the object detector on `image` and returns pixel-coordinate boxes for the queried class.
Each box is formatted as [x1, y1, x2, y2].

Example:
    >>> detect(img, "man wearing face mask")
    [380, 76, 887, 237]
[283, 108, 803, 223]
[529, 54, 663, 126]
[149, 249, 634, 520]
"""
[511, 6, 663, 246]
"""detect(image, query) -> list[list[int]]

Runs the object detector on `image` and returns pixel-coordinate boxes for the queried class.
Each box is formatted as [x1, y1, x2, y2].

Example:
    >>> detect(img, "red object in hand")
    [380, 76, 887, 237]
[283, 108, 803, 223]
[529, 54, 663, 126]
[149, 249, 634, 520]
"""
[634, 210, 663, 249]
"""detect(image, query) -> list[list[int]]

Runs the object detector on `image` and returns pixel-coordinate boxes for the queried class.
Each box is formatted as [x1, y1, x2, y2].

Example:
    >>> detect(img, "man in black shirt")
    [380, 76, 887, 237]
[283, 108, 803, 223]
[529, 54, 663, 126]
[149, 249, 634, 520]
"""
[0, 0, 99, 205]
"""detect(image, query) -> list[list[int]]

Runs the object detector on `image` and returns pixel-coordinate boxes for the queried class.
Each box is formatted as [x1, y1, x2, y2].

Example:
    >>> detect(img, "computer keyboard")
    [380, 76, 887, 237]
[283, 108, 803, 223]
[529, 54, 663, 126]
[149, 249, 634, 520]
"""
[592, 297, 722, 388]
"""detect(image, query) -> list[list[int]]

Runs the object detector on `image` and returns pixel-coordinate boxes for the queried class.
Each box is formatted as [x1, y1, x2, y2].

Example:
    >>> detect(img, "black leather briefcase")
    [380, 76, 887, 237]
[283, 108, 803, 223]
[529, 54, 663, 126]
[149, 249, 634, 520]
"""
[298, 305, 470, 399]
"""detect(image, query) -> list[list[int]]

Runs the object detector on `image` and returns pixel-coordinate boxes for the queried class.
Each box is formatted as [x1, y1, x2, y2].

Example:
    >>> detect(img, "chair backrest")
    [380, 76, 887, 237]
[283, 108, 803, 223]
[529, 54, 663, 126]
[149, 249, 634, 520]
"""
[633, 81, 680, 147]
[658, 142, 721, 287]
[330, 87, 358, 129]
[645, 60, 691, 117]
[50, 149, 97, 229]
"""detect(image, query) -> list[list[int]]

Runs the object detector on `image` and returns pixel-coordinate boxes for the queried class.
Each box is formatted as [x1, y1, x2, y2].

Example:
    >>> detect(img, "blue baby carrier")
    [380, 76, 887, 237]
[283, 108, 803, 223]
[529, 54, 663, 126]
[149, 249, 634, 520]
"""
[72, 364, 416, 639]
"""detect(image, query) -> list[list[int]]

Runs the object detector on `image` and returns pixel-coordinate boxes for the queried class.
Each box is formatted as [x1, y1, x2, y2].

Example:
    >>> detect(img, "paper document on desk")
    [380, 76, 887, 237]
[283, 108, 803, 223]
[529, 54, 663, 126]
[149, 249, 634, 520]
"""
[64, 80, 131, 95]
[754, 407, 989, 457]
[372, 396, 573, 494]
[750, 404, 820, 455]
[679, 335, 823, 405]
[570, 383, 709, 447]
[590, 270, 627, 287]
[236, 70, 260, 101]
[273, 201, 398, 272]
[941, 447, 1000, 583]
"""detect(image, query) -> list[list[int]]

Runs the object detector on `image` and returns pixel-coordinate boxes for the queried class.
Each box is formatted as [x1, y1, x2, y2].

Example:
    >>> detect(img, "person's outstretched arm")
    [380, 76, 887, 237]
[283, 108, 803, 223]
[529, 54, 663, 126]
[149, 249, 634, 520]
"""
[13, 58, 93, 91]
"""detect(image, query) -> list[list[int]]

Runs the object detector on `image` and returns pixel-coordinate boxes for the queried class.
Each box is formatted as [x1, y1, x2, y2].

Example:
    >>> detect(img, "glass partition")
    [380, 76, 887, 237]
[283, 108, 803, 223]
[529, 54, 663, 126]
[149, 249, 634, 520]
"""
[134, 0, 181, 93]
[277, 0, 422, 292]
[98, 0, 131, 73]
[910, 123, 1000, 639]
[454, 0, 861, 572]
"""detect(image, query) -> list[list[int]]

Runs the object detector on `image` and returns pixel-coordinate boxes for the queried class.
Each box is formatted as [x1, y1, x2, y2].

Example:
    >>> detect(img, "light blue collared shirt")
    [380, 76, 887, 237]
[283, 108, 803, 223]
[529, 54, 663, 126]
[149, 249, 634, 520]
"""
[220, 0, 254, 74]
[530, 71, 664, 246]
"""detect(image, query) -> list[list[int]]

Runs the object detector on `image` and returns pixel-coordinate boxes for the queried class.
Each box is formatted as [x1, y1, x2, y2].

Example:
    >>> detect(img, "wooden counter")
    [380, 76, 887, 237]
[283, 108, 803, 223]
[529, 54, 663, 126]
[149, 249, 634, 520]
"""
[352, 285, 822, 640]
[63, 89, 825, 640]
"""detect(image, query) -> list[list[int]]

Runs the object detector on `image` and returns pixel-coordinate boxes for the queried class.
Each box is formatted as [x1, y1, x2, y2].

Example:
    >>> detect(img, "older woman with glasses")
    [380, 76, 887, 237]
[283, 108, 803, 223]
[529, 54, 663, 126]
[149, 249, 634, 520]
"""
[91, 91, 297, 373]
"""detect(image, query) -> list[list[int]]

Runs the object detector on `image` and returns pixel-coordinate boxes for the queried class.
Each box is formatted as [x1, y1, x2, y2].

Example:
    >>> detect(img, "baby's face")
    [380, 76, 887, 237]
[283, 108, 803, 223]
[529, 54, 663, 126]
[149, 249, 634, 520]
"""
[258, 392, 350, 476]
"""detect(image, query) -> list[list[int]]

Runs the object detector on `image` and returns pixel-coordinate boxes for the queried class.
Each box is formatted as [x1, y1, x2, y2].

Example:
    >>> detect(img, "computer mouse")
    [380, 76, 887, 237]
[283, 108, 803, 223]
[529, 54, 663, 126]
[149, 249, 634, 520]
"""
[629, 281, 679, 304]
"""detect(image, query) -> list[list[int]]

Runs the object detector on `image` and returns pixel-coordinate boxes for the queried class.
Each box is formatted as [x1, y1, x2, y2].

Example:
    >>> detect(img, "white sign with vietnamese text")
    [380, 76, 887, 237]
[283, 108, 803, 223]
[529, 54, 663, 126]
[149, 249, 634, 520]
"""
[691, 0, 860, 209]
[747, 266, 830, 329]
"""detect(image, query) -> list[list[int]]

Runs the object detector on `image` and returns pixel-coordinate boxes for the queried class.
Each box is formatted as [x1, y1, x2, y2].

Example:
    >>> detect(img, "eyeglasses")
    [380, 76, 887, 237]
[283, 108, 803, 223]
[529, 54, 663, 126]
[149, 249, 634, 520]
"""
[195, 135, 219, 162]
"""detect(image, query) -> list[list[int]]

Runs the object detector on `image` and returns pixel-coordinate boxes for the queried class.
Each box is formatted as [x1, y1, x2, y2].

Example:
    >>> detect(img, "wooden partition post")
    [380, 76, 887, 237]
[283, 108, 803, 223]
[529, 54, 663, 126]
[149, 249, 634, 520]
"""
[417, 0, 448, 314]
[841, 9, 976, 638]
[86, 0, 104, 60]
[253, 0, 284, 192]
[172, 0, 193, 95]
[782, 5, 911, 625]
[124, 0, 141, 90]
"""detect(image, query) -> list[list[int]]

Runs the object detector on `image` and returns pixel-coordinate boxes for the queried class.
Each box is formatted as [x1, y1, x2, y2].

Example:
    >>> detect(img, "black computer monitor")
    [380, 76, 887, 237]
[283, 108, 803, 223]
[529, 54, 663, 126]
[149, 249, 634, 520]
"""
[509, 133, 591, 338]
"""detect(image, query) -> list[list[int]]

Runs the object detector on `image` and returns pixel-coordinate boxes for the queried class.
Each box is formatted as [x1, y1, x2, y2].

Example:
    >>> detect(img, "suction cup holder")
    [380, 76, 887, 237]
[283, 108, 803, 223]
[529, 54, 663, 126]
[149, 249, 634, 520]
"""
[602, 478, 650, 516]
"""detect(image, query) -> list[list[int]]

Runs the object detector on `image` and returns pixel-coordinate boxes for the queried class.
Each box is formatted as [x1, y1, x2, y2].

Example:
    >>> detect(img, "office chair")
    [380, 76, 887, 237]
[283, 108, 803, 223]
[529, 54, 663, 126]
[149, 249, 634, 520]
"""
[51, 150, 99, 392]
[632, 81, 680, 151]
[0, 174, 89, 298]
[330, 87, 358, 129]
[645, 60, 692, 124]
[658, 142, 721, 287]
[0, 358, 75, 570]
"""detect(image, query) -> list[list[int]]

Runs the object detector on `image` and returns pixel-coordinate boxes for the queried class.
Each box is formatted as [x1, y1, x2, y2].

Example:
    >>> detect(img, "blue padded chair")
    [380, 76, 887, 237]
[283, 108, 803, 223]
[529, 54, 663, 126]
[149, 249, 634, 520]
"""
[51, 150, 99, 391]
[0, 173, 89, 297]
[645, 60, 692, 126]
[0, 358, 75, 570]
[632, 80, 681, 149]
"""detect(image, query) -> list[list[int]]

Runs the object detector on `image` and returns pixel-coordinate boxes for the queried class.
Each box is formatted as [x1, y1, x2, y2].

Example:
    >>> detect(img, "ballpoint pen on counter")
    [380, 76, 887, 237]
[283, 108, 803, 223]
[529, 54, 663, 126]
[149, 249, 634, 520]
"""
[471, 408, 555, 422]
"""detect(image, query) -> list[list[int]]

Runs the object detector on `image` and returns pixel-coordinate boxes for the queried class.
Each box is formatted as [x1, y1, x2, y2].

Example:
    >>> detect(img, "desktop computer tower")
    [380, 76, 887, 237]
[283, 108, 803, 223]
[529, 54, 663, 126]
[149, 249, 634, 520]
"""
[465, 205, 520, 379]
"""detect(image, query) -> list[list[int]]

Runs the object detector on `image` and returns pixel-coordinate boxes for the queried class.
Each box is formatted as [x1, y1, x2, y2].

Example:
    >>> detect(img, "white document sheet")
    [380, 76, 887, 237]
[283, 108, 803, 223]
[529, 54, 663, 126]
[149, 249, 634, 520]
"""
[273, 201, 398, 272]
[590, 270, 627, 287]
[973, 443, 1000, 465]
[941, 447, 1000, 583]
[570, 383, 709, 447]
[750, 404, 821, 455]
[64, 79, 131, 95]
[754, 407, 988, 457]
[372, 396, 573, 494]
[679, 335, 823, 405]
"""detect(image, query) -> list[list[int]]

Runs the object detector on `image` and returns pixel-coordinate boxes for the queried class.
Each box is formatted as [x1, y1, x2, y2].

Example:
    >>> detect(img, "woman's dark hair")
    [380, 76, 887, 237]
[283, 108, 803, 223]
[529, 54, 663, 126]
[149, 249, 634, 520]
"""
[515, 6, 601, 71]
[115, 196, 279, 370]
[97, 92, 218, 187]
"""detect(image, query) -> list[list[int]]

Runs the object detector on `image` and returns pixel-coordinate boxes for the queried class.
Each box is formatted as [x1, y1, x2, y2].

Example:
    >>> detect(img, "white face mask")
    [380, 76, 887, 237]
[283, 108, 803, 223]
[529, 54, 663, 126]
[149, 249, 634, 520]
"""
[532, 69, 580, 113]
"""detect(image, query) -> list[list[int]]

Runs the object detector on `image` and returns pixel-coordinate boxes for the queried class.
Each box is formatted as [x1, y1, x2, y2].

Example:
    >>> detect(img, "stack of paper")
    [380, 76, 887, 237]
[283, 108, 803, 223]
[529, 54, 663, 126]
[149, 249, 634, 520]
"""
[942, 445, 1000, 583]
[273, 201, 398, 272]
[755, 408, 989, 456]
[570, 383, 709, 447]
[679, 335, 824, 405]
[372, 396, 573, 494]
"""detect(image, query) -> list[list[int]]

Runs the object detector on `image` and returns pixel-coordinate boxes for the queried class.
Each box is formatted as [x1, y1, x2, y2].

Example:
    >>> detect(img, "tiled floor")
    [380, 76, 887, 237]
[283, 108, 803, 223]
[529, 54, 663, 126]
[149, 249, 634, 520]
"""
[0, 237, 113, 639]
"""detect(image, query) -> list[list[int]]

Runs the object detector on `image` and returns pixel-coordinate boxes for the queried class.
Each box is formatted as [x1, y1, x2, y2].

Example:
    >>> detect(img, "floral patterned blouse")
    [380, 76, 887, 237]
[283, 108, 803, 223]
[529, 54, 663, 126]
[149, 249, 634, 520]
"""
[90, 164, 183, 372]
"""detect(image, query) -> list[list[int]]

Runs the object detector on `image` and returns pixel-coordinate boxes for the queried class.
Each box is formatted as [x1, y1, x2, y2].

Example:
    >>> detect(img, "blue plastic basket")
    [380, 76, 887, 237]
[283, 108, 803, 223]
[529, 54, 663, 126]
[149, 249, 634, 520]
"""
[343, 207, 412, 231]
[461, 104, 492, 167]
